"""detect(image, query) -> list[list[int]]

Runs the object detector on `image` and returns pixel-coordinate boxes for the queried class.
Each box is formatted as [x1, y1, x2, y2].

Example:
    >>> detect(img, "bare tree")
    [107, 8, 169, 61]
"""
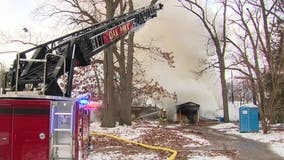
[0, 27, 38, 47]
[227, 0, 284, 133]
[179, 0, 230, 122]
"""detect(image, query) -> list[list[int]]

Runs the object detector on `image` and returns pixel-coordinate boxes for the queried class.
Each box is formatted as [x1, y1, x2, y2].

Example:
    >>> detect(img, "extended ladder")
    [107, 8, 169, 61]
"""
[50, 101, 75, 159]
[6, 3, 163, 97]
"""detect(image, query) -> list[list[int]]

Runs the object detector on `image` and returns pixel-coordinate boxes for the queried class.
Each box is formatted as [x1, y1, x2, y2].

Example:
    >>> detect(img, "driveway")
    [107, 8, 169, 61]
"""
[184, 125, 283, 160]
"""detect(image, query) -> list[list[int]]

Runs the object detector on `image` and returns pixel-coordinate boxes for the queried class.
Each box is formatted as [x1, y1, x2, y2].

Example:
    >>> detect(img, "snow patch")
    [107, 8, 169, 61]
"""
[90, 122, 148, 140]
[210, 123, 238, 131]
[270, 143, 284, 158]
[87, 151, 160, 160]
[166, 124, 181, 129]
[188, 155, 232, 160]
[177, 132, 210, 147]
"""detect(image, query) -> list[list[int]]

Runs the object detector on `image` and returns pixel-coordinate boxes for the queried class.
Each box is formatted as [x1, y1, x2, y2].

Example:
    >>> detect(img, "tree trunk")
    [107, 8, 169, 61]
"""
[118, 0, 134, 125]
[101, 2, 116, 127]
[118, 38, 127, 125]
[94, 69, 102, 98]
[124, 32, 134, 125]
[102, 46, 116, 127]
[221, 0, 229, 122]
[116, 37, 132, 125]
[248, 67, 258, 105]
[219, 56, 229, 122]
[255, 54, 269, 133]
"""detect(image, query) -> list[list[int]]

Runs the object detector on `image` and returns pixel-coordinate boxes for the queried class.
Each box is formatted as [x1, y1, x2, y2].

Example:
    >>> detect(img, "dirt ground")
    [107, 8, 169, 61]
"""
[90, 120, 284, 160]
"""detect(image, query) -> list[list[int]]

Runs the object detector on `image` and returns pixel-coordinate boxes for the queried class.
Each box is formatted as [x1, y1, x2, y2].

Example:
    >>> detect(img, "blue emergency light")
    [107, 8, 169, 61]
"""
[79, 98, 89, 105]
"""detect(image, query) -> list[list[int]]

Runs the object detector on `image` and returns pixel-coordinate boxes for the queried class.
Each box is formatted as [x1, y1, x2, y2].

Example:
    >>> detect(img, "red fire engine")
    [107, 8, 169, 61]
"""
[0, 3, 163, 160]
[0, 95, 91, 160]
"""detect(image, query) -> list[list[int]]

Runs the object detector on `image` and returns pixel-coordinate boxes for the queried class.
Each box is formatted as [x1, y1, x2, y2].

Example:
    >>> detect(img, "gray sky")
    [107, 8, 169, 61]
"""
[0, 0, 43, 67]
[0, 0, 37, 30]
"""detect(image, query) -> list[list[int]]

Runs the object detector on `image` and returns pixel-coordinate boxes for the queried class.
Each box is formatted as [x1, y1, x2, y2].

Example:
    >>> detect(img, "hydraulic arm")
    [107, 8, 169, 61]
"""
[5, 3, 163, 97]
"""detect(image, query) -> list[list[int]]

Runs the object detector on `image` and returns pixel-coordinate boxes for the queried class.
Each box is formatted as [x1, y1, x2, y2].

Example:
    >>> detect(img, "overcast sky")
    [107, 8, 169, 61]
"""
[0, 0, 37, 30]
[0, 0, 44, 67]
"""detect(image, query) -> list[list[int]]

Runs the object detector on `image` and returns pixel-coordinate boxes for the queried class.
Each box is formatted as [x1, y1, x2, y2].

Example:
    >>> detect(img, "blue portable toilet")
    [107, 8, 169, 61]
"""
[239, 106, 259, 132]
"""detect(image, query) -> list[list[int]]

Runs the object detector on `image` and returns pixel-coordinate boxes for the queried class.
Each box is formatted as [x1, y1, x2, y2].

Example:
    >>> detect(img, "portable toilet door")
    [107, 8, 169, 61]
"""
[248, 107, 259, 132]
[239, 106, 250, 132]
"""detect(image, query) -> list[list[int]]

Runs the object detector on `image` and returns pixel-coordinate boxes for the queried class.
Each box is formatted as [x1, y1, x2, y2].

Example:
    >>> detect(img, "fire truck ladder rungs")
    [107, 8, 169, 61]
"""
[50, 101, 75, 160]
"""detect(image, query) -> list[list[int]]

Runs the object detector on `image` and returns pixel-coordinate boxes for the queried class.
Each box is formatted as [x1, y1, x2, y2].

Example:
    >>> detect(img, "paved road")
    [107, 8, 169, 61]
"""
[186, 126, 283, 160]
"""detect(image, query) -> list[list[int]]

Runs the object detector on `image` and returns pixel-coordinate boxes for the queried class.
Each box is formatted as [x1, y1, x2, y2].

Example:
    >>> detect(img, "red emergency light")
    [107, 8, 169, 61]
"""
[85, 101, 101, 110]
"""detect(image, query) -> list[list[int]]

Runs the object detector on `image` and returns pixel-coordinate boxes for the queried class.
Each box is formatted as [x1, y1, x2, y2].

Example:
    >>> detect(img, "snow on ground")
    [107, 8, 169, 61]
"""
[88, 120, 233, 160]
[177, 132, 210, 147]
[90, 121, 149, 139]
[188, 155, 231, 160]
[187, 150, 233, 160]
[90, 120, 209, 146]
[209, 123, 238, 132]
[210, 123, 284, 158]
[87, 151, 160, 160]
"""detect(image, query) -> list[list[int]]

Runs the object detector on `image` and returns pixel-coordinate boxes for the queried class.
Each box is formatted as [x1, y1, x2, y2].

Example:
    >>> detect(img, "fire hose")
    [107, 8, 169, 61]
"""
[90, 132, 177, 160]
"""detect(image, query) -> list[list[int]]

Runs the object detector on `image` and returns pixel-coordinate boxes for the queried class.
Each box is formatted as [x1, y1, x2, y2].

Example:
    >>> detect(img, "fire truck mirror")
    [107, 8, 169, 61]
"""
[39, 133, 46, 140]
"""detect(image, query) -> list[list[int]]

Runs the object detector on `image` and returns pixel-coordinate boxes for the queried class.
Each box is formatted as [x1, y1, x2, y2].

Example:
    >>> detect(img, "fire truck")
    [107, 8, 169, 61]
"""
[0, 3, 163, 160]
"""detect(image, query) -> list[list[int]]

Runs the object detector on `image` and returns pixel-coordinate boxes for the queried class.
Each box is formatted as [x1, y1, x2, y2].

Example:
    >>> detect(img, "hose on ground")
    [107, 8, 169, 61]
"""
[90, 132, 177, 160]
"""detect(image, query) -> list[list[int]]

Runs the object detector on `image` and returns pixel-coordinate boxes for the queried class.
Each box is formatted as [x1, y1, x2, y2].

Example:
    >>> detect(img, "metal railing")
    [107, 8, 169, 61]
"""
[15, 53, 47, 93]
[14, 53, 66, 96]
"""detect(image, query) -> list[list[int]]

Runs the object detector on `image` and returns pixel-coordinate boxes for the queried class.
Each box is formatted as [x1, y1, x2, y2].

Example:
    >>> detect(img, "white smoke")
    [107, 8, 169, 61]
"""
[135, 0, 222, 119]
[0, 0, 223, 120]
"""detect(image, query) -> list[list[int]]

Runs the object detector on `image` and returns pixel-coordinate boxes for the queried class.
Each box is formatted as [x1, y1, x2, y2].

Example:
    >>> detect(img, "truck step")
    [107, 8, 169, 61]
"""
[52, 144, 71, 148]
[54, 128, 72, 132]
[54, 112, 72, 116]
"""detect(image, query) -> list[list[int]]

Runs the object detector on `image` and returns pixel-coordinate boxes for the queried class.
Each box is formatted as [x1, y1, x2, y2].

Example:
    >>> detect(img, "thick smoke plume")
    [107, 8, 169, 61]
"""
[135, 0, 222, 119]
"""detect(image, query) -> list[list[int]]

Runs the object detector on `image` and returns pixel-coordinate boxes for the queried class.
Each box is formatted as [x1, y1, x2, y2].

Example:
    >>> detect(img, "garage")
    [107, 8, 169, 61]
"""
[176, 102, 200, 125]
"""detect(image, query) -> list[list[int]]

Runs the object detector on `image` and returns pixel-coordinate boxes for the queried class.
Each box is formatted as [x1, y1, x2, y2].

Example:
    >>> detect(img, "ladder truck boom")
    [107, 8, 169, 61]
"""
[4, 3, 163, 97]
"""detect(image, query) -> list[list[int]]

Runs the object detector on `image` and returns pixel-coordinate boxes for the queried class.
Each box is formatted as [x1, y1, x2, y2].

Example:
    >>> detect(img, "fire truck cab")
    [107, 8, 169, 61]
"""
[0, 95, 91, 160]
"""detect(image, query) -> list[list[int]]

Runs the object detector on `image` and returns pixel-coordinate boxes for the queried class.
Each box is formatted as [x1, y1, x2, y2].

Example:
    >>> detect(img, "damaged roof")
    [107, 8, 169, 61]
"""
[176, 102, 200, 113]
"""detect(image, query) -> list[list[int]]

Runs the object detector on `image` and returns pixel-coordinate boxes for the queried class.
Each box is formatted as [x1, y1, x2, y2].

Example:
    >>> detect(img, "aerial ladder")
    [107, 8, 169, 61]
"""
[0, 3, 163, 160]
[4, 3, 164, 97]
